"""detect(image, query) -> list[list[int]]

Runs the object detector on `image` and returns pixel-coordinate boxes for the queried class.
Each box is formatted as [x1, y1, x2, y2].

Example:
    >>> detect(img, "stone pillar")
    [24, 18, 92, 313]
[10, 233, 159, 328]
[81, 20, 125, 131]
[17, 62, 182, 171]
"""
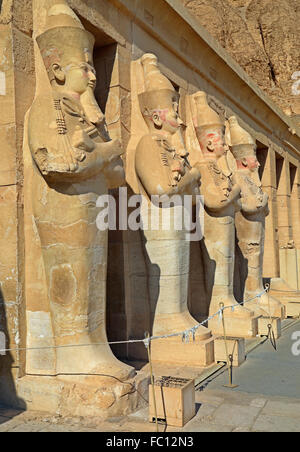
[276, 153, 293, 247]
[257, 144, 280, 278]
[94, 43, 132, 361]
[290, 164, 300, 247]
[269, 152, 300, 315]
[290, 163, 300, 289]
[0, 0, 35, 407]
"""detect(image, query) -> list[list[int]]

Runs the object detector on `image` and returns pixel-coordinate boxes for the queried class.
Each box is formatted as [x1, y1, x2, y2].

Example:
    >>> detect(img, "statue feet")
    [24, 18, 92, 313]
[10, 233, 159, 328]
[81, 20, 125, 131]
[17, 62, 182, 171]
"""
[209, 295, 259, 338]
[151, 311, 215, 368]
[246, 293, 285, 319]
[210, 296, 255, 319]
[270, 278, 300, 295]
[152, 310, 212, 340]
[55, 339, 135, 381]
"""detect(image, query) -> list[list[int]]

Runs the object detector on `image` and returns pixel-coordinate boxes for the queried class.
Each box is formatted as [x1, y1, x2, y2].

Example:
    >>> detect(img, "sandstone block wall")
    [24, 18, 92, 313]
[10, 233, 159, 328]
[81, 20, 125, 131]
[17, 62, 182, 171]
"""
[0, 0, 35, 405]
[0, 0, 299, 405]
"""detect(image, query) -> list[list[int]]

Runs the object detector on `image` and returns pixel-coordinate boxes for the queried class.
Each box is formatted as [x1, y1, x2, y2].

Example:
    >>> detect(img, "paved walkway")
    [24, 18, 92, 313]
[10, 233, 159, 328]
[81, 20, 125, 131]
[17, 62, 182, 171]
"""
[0, 320, 300, 432]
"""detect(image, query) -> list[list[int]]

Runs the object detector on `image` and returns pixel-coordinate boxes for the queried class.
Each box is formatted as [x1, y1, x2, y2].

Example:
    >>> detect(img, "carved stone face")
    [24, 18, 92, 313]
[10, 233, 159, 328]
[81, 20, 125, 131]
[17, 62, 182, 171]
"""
[151, 103, 183, 135]
[197, 126, 227, 159]
[236, 153, 260, 172]
[245, 155, 260, 172]
[53, 60, 96, 96]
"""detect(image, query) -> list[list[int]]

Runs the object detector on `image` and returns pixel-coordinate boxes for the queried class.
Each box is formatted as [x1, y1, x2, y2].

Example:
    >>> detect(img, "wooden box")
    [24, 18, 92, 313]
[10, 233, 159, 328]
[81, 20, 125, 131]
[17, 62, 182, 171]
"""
[149, 376, 195, 427]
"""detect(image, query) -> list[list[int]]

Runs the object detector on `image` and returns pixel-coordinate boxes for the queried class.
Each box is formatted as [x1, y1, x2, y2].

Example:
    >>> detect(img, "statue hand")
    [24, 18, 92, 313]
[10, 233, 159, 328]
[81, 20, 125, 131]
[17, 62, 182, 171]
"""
[34, 146, 79, 175]
[97, 138, 125, 164]
[72, 126, 95, 152]
[189, 165, 201, 183]
[104, 157, 126, 189]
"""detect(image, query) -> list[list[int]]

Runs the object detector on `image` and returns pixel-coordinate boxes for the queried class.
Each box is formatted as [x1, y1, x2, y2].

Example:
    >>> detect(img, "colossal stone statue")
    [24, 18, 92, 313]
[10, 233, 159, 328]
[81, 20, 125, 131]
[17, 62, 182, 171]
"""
[228, 116, 285, 319]
[190, 92, 259, 337]
[26, 1, 134, 380]
[132, 54, 214, 367]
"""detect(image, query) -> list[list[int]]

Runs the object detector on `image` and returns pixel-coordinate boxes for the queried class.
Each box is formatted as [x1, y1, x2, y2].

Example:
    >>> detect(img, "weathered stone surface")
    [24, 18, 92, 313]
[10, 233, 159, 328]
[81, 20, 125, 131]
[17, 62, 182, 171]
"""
[23, 0, 134, 404]
[212, 403, 261, 428]
[127, 53, 214, 365]
[252, 414, 300, 432]
[0, 0, 299, 425]
[187, 92, 259, 337]
[181, 0, 300, 115]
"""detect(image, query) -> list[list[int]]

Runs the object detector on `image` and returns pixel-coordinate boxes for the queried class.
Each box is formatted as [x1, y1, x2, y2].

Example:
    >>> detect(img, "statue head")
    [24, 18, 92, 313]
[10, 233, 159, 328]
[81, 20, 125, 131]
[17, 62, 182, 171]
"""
[228, 116, 259, 173]
[138, 54, 183, 136]
[194, 92, 227, 159]
[36, 0, 104, 126]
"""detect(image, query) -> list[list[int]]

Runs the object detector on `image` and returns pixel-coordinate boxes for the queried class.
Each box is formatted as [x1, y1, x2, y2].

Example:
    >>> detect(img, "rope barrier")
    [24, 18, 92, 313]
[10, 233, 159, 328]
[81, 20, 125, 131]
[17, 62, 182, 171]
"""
[0, 286, 269, 354]
[219, 301, 239, 389]
[267, 324, 277, 351]
[252, 286, 278, 351]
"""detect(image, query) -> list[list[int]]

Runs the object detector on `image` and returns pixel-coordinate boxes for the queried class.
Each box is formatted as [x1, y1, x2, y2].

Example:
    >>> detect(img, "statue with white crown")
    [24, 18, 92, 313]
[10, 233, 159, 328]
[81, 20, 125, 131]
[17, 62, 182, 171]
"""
[228, 116, 285, 319]
[27, 0, 135, 381]
[188, 92, 260, 338]
[131, 54, 215, 367]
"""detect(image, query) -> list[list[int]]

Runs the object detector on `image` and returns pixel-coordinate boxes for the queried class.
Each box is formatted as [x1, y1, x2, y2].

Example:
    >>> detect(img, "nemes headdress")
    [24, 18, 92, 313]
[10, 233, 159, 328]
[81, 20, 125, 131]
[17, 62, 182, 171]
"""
[193, 91, 223, 130]
[138, 53, 179, 114]
[36, 0, 95, 73]
[228, 116, 256, 160]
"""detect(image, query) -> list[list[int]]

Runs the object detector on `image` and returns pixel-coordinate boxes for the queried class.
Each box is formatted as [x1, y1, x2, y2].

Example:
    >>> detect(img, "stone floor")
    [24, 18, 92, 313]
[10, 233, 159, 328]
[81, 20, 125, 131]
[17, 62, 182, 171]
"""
[0, 319, 300, 432]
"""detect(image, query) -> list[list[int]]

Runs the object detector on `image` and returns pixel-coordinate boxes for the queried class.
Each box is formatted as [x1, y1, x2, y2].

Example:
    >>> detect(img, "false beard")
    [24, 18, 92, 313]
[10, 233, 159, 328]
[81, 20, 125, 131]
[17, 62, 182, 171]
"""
[251, 169, 262, 188]
[80, 86, 110, 140]
[218, 153, 232, 177]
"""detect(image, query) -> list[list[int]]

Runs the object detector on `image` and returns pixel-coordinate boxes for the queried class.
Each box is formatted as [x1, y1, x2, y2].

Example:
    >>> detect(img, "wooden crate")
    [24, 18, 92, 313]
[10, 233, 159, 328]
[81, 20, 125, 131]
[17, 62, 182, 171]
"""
[149, 376, 195, 427]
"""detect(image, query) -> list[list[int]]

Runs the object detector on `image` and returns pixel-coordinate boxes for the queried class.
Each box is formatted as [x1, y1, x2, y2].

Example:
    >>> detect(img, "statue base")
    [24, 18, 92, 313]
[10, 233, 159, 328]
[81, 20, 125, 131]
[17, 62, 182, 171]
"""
[214, 336, 246, 367]
[269, 278, 300, 318]
[257, 317, 281, 339]
[151, 336, 215, 368]
[16, 371, 149, 418]
[209, 314, 259, 338]
[245, 299, 285, 320]
[285, 302, 300, 318]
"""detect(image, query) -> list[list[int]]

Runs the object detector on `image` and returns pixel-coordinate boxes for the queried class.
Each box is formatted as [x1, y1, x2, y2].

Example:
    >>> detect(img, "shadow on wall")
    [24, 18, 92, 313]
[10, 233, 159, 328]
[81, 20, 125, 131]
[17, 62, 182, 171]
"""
[118, 227, 160, 365]
[140, 231, 161, 340]
[106, 188, 130, 362]
[0, 288, 26, 411]
[234, 235, 248, 303]
[106, 192, 157, 366]
[189, 239, 213, 321]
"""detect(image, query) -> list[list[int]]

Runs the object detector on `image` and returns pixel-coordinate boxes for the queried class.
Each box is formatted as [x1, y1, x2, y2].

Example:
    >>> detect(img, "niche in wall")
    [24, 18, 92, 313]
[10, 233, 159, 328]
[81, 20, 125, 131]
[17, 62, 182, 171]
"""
[77, 16, 128, 361]
[290, 162, 297, 193]
[256, 141, 268, 183]
[275, 153, 284, 191]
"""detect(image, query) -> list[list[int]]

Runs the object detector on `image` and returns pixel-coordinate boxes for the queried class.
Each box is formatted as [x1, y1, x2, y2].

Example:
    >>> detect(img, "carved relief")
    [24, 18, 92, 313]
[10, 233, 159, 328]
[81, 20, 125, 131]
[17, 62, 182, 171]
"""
[127, 54, 214, 367]
[228, 116, 284, 319]
[187, 92, 258, 338]
[25, 0, 134, 381]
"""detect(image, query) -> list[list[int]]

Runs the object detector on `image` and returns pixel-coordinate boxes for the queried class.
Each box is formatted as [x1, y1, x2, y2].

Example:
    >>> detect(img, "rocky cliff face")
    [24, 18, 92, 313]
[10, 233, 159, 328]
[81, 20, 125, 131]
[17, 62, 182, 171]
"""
[181, 0, 300, 116]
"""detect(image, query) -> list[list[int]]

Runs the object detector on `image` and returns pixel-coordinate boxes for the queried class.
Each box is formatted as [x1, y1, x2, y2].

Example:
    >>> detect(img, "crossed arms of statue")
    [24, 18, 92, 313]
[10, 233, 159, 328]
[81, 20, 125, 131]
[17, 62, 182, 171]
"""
[28, 95, 124, 186]
[135, 136, 201, 198]
[240, 189, 269, 216]
[196, 161, 241, 211]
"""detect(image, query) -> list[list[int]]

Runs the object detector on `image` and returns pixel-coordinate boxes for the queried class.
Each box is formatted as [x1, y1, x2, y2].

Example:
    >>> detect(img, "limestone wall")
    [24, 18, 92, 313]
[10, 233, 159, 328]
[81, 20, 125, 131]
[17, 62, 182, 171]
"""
[181, 0, 300, 117]
[0, 0, 35, 405]
[0, 0, 300, 405]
